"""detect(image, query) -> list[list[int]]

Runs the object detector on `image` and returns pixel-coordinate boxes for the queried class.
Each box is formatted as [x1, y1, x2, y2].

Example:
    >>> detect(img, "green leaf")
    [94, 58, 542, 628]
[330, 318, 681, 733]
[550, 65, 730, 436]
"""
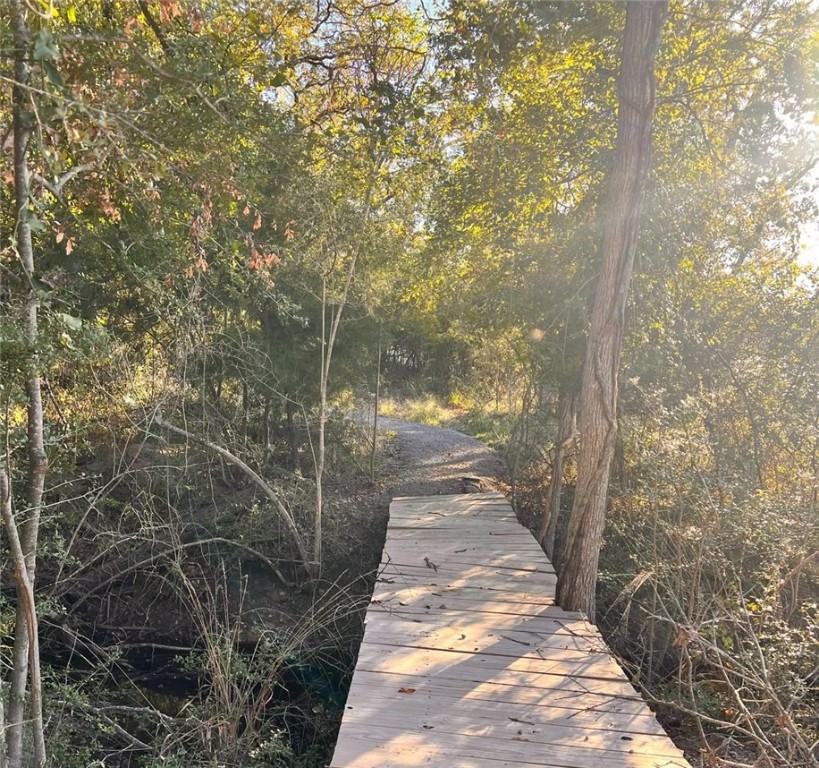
[27, 214, 46, 232]
[33, 29, 59, 61]
[42, 60, 64, 90]
[58, 313, 83, 331]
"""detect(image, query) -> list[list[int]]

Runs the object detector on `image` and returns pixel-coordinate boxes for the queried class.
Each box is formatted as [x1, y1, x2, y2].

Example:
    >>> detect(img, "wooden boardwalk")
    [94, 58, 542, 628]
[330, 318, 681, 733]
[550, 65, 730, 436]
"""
[331, 492, 693, 768]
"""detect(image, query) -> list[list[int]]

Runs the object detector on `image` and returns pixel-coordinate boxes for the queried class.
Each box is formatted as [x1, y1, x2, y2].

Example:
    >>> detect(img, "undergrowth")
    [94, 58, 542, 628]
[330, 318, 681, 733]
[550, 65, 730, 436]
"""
[383, 390, 819, 766]
[379, 395, 515, 451]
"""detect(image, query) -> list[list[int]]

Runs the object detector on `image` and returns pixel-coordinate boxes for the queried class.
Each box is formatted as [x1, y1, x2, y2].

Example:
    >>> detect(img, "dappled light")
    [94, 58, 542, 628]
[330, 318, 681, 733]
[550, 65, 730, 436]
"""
[1, 0, 816, 765]
[332, 494, 691, 767]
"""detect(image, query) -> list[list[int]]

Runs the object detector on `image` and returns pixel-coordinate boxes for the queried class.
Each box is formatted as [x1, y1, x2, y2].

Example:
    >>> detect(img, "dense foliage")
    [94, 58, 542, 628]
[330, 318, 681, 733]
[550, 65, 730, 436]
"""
[1, 1, 816, 766]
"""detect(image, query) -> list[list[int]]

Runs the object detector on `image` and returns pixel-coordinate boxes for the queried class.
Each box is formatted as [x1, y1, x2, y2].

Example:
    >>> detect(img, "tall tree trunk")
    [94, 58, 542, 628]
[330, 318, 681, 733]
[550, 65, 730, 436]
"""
[315, 278, 329, 571]
[539, 389, 576, 562]
[556, 1, 666, 622]
[1, 475, 45, 768]
[313, 164, 379, 574]
[370, 327, 382, 481]
[241, 379, 249, 446]
[6, 4, 48, 765]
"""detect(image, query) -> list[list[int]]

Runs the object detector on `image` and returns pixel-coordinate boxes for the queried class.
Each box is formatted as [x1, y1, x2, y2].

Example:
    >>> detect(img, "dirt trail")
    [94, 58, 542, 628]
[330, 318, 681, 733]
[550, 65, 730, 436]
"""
[378, 416, 507, 497]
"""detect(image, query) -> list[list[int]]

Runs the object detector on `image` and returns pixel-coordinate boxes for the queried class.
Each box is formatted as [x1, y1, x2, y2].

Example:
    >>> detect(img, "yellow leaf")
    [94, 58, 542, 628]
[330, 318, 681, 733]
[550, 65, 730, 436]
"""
[67, 6, 77, 23]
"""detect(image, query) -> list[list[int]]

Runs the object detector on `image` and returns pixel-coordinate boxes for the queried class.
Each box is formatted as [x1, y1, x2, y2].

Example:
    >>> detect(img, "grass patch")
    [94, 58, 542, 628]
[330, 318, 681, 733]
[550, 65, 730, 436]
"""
[379, 395, 515, 451]
[449, 409, 516, 452]
[379, 395, 458, 426]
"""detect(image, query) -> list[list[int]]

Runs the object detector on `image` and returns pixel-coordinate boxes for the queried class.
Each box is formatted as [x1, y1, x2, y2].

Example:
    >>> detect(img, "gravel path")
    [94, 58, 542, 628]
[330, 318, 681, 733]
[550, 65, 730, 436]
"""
[378, 416, 507, 498]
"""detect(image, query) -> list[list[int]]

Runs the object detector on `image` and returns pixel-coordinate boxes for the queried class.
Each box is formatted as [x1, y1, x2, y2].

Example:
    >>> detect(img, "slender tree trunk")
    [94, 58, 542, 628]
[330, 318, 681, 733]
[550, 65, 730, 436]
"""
[262, 397, 272, 464]
[1, 475, 45, 768]
[6, 5, 48, 765]
[286, 400, 301, 473]
[315, 278, 329, 570]
[539, 389, 576, 562]
[313, 165, 379, 573]
[613, 429, 628, 491]
[241, 379, 249, 446]
[556, 1, 666, 622]
[370, 327, 382, 481]
[0, 666, 5, 768]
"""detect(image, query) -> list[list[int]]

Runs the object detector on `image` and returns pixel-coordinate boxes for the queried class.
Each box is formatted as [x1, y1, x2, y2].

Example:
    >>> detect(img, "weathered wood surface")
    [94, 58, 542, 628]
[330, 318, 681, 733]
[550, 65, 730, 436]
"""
[331, 493, 692, 768]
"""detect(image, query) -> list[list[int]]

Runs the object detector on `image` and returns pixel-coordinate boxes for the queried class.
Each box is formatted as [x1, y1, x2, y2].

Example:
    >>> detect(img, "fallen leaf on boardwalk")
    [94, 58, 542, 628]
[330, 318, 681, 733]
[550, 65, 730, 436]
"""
[397, 688, 416, 694]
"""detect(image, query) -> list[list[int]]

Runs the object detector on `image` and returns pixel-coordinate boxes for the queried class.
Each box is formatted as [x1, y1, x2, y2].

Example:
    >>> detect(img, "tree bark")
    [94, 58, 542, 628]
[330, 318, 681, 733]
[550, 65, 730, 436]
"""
[286, 400, 301, 473]
[314, 165, 378, 573]
[1, 474, 45, 768]
[556, 1, 666, 622]
[6, 4, 48, 765]
[370, 327, 382, 481]
[539, 389, 576, 562]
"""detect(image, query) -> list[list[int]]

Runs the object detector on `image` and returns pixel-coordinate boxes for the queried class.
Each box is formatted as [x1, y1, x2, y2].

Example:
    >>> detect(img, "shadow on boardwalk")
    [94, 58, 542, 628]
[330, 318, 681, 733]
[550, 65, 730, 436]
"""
[330, 493, 692, 768]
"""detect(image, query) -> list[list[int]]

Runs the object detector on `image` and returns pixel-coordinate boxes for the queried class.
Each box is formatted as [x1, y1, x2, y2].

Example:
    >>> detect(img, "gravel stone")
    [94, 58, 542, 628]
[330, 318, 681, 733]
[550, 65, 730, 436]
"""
[378, 416, 507, 498]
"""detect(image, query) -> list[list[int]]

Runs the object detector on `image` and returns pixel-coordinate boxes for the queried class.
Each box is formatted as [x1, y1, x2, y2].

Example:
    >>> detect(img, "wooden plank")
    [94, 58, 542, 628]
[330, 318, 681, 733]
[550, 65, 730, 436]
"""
[347, 664, 644, 699]
[374, 568, 558, 583]
[373, 573, 559, 594]
[372, 584, 558, 607]
[391, 493, 507, 504]
[377, 562, 557, 582]
[381, 557, 556, 575]
[363, 615, 601, 643]
[360, 621, 608, 651]
[385, 536, 532, 544]
[383, 545, 549, 561]
[354, 644, 640, 688]
[331, 493, 692, 768]
[338, 711, 683, 758]
[345, 669, 650, 715]
[331, 725, 689, 768]
[368, 599, 582, 622]
[387, 511, 512, 520]
[357, 633, 613, 665]
[382, 550, 550, 566]
[340, 691, 672, 735]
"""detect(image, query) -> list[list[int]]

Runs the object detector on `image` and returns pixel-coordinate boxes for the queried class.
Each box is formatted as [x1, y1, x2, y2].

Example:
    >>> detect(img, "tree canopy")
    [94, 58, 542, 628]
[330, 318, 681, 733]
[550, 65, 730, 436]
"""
[1, 1, 817, 766]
